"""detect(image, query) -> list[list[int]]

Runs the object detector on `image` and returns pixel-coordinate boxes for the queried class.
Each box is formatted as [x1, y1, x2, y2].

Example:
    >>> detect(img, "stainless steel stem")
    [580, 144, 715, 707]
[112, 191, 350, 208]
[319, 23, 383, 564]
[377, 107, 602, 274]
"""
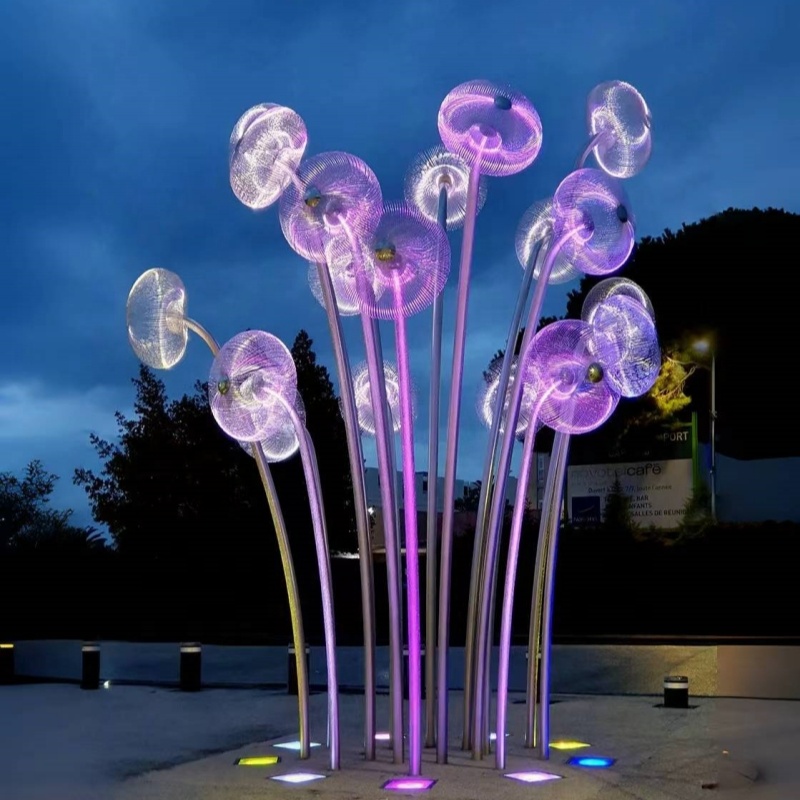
[315, 262, 377, 760]
[461, 241, 540, 749]
[185, 317, 311, 759]
[425, 185, 448, 748]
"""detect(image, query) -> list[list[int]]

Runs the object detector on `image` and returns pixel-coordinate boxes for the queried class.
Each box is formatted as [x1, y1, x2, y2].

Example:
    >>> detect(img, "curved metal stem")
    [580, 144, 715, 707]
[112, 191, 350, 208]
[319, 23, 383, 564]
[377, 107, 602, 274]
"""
[315, 262, 376, 760]
[575, 131, 608, 170]
[437, 160, 481, 764]
[470, 230, 577, 758]
[425, 186, 448, 748]
[535, 432, 571, 760]
[185, 316, 310, 759]
[395, 307, 423, 776]
[462, 241, 541, 749]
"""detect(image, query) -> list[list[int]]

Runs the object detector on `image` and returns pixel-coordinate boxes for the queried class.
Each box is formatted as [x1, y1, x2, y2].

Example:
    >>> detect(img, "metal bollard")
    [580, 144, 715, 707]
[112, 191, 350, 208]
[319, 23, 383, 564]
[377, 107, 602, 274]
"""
[287, 644, 310, 695]
[663, 675, 689, 708]
[0, 643, 14, 685]
[403, 646, 426, 700]
[81, 642, 100, 690]
[180, 643, 202, 691]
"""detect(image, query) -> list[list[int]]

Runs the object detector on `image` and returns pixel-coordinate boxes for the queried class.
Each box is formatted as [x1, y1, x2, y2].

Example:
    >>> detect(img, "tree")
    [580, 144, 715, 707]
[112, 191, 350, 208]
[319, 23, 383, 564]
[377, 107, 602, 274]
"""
[603, 477, 636, 534]
[455, 480, 481, 512]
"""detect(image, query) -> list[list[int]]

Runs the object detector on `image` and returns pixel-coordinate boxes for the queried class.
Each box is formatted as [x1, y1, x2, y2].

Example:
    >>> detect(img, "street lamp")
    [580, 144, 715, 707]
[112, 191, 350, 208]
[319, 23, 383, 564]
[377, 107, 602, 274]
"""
[692, 339, 717, 520]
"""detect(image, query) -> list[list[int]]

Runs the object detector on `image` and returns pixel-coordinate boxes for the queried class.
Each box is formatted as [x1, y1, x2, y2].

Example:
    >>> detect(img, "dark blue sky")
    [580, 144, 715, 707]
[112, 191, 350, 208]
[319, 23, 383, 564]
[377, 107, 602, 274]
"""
[1, 0, 798, 528]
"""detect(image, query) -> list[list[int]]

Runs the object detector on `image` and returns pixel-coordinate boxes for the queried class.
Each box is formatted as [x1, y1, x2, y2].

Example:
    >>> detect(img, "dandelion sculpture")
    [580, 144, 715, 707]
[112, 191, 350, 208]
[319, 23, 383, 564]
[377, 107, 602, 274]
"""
[124, 76, 658, 785]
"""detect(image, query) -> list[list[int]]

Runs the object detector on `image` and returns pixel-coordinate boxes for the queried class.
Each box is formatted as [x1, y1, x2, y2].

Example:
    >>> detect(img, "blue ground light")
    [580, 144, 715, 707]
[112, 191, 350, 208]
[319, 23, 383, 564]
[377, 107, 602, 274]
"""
[568, 756, 616, 768]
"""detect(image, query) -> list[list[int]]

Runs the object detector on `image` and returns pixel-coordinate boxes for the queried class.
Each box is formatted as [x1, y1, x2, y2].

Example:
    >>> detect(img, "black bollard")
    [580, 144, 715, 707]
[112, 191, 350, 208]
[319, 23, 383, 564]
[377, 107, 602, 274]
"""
[403, 647, 426, 700]
[0, 643, 14, 685]
[663, 675, 689, 708]
[81, 642, 100, 690]
[180, 643, 202, 691]
[287, 644, 310, 695]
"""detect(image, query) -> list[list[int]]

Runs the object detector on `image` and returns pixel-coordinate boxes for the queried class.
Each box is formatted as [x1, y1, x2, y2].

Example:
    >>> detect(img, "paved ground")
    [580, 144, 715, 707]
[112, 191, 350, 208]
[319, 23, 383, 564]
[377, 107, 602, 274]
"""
[4, 680, 791, 800]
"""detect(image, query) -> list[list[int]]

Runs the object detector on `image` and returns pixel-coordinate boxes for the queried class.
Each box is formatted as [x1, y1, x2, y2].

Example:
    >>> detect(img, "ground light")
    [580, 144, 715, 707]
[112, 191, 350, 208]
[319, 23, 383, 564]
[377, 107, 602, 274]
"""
[273, 740, 322, 751]
[235, 755, 281, 766]
[383, 777, 437, 791]
[504, 771, 562, 783]
[568, 756, 616, 768]
[489, 732, 510, 741]
[270, 772, 326, 784]
[550, 740, 590, 750]
[375, 732, 391, 741]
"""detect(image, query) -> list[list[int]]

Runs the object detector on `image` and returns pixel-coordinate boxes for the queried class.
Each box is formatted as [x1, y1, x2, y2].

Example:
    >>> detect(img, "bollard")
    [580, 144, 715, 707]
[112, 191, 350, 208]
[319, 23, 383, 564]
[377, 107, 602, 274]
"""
[403, 647, 426, 700]
[0, 643, 14, 685]
[663, 675, 689, 708]
[81, 642, 100, 690]
[180, 643, 202, 691]
[287, 644, 310, 696]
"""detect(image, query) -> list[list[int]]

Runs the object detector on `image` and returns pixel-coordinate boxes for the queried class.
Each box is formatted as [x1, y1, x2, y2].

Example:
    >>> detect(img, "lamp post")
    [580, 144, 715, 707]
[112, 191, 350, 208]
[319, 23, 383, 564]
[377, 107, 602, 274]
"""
[693, 339, 717, 520]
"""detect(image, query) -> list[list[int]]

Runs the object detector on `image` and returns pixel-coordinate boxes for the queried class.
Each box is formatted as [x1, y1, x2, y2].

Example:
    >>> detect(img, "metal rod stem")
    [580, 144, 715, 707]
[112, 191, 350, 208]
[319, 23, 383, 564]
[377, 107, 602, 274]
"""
[425, 186, 448, 748]
[575, 131, 607, 169]
[315, 262, 377, 759]
[437, 160, 482, 763]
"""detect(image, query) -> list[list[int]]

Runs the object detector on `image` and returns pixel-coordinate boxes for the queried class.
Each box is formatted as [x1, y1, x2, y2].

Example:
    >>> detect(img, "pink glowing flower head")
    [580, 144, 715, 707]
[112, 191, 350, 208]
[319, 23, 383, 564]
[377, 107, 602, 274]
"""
[586, 294, 661, 397]
[523, 319, 620, 434]
[229, 103, 308, 210]
[581, 277, 654, 322]
[307, 237, 384, 317]
[279, 152, 382, 262]
[239, 391, 306, 463]
[515, 198, 581, 285]
[352, 361, 415, 436]
[477, 357, 539, 441]
[438, 79, 543, 177]
[587, 81, 652, 179]
[208, 331, 297, 442]
[127, 268, 188, 370]
[552, 168, 635, 276]
[404, 145, 488, 231]
[356, 202, 450, 320]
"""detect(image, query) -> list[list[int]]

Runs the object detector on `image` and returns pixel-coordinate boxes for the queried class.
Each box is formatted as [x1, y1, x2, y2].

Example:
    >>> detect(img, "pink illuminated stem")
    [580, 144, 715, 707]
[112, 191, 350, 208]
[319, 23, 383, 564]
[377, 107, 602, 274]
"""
[437, 159, 482, 764]
[394, 297, 422, 776]
[575, 130, 609, 169]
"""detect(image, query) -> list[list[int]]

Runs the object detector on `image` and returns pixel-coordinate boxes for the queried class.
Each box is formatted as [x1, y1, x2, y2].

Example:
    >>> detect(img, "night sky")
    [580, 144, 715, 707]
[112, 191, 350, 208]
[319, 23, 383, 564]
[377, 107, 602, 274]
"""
[1, 0, 798, 528]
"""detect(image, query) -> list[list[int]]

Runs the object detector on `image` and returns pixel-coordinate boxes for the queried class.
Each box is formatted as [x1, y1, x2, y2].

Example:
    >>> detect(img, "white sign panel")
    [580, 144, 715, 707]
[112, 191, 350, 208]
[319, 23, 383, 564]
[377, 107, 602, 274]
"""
[567, 458, 694, 529]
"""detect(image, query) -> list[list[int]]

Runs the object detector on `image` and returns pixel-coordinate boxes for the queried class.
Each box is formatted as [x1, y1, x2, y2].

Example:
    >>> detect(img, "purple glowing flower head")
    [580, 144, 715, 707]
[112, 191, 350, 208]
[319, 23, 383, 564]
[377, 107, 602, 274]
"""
[582, 277, 655, 322]
[587, 81, 652, 179]
[279, 152, 382, 262]
[208, 331, 297, 442]
[523, 319, 619, 434]
[239, 391, 306, 463]
[478, 357, 539, 441]
[307, 238, 384, 317]
[127, 268, 188, 370]
[438, 79, 543, 177]
[515, 198, 581, 285]
[229, 104, 308, 210]
[356, 202, 450, 320]
[587, 294, 661, 397]
[552, 168, 635, 276]
[352, 361, 415, 436]
[404, 145, 488, 230]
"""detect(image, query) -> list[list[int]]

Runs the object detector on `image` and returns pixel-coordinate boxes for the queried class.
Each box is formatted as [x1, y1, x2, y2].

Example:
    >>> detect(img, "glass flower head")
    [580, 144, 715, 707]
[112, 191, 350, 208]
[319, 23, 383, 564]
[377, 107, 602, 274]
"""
[307, 237, 384, 317]
[586, 294, 661, 397]
[279, 152, 382, 262]
[208, 331, 298, 442]
[438, 79, 543, 177]
[356, 202, 450, 320]
[404, 145, 488, 230]
[352, 361, 415, 435]
[582, 276, 654, 322]
[229, 103, 308, 210]
[587, 81, 652, 179]
[478, 356, 539, 441]
[515, 198, 581, 285]
[523, 319, 619, 434]
[240, 391, 306, 463]
[127, 268, 188, 370]
[552, 168, 635, 276]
